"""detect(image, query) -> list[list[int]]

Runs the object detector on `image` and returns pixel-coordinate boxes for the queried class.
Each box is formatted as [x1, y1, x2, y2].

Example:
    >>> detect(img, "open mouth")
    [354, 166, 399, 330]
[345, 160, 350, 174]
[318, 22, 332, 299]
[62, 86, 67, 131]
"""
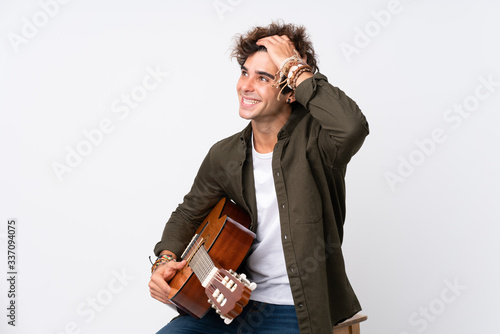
[242, 97, 260, 105]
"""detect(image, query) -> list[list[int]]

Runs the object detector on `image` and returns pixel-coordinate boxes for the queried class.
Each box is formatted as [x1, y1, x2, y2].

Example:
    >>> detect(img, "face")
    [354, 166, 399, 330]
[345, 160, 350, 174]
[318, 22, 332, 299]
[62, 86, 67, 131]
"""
[236, 51, 292, 124]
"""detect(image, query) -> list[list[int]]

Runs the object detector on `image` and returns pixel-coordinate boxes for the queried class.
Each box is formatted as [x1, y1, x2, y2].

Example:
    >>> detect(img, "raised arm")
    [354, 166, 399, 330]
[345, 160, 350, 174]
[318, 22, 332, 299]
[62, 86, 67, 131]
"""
[295, 74, 369, 166]
[257, 34, 368, 166]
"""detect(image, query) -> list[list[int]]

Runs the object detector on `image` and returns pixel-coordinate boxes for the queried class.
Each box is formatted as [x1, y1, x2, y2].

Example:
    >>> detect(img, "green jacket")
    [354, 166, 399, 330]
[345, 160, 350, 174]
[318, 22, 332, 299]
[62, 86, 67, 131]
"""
[155, 72, 369, 334]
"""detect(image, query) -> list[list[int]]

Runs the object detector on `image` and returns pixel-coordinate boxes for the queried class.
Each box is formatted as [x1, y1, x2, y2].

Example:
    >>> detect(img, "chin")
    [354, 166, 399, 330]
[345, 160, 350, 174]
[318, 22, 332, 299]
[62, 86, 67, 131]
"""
[239, 112, 251, 120]
[238, 108, 253, 120]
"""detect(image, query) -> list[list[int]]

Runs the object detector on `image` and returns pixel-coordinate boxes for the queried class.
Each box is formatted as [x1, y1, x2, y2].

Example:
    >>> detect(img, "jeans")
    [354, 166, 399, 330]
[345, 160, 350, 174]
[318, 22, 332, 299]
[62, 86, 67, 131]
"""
[156, 301, 300, 334]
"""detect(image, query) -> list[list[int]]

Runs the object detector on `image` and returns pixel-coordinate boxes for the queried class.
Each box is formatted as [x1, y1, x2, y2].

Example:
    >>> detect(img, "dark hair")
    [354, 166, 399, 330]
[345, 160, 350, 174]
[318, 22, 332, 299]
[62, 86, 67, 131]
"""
[231, 21, 318, 94]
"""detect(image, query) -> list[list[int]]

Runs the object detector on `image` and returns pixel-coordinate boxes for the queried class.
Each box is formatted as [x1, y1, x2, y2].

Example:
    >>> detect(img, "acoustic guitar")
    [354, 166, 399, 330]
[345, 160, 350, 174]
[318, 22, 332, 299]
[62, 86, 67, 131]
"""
[167, 198, 257, 324]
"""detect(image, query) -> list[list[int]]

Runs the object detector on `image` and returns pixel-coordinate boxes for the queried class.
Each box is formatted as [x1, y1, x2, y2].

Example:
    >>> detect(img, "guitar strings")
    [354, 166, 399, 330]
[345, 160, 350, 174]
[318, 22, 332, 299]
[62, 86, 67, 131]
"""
[190, 244, 216, 283]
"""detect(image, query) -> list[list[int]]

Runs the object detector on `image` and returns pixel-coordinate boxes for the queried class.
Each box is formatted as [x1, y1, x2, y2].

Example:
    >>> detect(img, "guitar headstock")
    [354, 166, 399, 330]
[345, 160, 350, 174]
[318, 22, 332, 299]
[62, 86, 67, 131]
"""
[205, 269, 257, 324]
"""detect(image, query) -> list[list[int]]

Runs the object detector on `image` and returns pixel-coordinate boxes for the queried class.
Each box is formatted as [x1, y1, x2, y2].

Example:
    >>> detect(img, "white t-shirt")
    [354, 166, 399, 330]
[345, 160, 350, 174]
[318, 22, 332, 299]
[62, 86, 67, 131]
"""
[245, 138, 294, 305]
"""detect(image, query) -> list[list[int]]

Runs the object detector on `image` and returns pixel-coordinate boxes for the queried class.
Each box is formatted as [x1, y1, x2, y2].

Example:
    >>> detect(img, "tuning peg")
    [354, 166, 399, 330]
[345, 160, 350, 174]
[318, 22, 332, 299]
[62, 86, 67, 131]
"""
[226, 280, 235, 289]
[237, 274, 257, 290]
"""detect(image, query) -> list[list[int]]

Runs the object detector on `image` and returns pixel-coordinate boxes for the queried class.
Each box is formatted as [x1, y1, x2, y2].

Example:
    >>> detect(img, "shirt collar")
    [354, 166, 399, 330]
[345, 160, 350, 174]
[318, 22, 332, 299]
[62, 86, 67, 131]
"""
[239, 104, 308, 144]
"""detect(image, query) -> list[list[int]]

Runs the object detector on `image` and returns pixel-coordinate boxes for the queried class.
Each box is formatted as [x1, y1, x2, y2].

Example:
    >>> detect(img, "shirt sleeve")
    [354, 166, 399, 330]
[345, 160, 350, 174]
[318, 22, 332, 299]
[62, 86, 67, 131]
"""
[153, 148, 225, 257]
[294, 72, 369, 167]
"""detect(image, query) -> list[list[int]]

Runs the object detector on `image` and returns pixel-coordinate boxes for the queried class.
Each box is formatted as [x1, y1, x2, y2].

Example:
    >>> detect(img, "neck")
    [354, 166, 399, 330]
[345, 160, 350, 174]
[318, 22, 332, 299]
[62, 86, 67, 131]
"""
[252, 130, 276, 153]
[251, 109, 291, 153]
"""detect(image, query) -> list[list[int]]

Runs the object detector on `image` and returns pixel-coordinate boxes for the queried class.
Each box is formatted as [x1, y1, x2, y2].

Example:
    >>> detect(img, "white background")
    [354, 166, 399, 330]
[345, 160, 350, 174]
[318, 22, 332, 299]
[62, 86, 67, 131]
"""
[1, 0, 499, 333]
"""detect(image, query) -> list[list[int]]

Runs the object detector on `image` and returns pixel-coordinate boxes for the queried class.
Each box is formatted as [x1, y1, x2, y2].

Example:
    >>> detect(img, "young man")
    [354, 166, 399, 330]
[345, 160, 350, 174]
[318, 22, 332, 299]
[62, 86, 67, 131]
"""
[149, 22, 369, 334]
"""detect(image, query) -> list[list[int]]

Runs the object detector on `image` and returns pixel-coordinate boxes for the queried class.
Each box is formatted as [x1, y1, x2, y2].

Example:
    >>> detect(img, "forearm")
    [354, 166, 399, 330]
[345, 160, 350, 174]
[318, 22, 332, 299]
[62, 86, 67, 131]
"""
[294, 71, 313, 88]
[154, 148, 225, 257]
[154, 210, 200, 258]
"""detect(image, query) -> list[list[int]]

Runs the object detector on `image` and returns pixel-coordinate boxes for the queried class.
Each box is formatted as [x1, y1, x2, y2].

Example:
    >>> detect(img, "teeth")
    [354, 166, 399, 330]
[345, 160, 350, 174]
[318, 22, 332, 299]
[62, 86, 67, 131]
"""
[243, 98, 259, 104]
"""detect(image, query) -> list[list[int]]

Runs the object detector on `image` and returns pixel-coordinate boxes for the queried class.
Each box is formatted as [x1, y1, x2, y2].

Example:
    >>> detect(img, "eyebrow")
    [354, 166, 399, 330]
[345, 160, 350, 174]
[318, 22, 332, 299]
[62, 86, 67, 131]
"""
[241, 65, 275, 80]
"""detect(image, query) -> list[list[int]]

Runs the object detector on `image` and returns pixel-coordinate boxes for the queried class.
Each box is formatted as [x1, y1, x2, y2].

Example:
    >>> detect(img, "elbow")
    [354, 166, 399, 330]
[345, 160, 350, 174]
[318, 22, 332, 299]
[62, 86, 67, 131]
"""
[331, 119, 369, 166]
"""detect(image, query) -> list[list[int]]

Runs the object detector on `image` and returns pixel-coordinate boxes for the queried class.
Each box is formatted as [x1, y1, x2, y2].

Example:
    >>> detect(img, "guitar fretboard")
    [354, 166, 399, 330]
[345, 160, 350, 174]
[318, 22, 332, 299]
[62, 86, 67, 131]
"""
[189, 239, 217, 286]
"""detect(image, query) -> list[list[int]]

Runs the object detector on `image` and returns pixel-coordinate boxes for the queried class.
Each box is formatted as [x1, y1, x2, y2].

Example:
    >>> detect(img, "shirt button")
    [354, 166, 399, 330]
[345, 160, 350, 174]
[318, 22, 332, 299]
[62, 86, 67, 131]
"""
[276, 171, 280, 177]
[284, 234, 288, 240]
[298, 303, 303, 308]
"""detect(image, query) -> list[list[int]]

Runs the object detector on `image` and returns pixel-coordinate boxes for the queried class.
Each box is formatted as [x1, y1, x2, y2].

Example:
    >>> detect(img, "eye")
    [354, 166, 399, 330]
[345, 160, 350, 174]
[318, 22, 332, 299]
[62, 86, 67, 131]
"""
[259, 76, 269, 82]
[241, 70, 248, 77]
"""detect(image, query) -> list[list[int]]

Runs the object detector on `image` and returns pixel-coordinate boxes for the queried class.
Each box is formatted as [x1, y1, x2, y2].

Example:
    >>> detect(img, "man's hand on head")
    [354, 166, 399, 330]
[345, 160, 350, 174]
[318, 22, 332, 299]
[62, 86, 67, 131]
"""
[256, 35, 298, 69]
[256, 35, 312, 89]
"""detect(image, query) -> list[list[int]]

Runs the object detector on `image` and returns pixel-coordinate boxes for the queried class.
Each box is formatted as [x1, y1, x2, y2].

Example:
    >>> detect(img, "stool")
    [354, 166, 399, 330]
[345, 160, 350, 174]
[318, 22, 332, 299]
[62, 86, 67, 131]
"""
[332, 313, 367, 334]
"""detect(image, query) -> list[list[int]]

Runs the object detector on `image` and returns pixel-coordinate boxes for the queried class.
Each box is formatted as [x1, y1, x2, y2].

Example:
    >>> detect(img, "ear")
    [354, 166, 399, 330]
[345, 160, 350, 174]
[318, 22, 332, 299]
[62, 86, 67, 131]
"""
[286, 91, 296, 104]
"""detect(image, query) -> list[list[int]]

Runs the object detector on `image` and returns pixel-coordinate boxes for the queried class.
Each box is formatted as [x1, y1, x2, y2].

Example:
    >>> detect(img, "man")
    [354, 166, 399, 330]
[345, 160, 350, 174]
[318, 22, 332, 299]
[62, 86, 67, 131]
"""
[149, 22, 369, 334]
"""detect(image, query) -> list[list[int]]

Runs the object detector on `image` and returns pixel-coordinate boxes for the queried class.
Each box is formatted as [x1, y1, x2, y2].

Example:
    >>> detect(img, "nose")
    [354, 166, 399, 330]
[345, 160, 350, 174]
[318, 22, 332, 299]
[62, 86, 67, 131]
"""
[238, 76, 254, 93]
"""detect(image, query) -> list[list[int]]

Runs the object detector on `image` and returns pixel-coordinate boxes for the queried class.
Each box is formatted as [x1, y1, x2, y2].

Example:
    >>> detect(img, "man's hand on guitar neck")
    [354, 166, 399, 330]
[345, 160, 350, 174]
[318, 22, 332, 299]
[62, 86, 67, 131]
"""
[149, 251, 186, 304]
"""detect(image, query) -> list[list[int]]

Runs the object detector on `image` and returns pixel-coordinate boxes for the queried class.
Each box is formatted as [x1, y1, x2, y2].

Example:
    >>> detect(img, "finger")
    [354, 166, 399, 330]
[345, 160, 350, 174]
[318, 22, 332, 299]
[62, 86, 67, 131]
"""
[151, 291, 170, 304]
[149, 280, 170, 304]
[255, 36, 272, 47]
[256, 37, 296, 64]
[171, 260, 187, 270]
[264, 35, 293, 47]
[149, 274, 169, 294]
[161, 260, 186, 280]
[150, 270, 172, 295]
[150, 287, 167, 303]
[257, 35, 285, 46]
[150, 281, 174, 305]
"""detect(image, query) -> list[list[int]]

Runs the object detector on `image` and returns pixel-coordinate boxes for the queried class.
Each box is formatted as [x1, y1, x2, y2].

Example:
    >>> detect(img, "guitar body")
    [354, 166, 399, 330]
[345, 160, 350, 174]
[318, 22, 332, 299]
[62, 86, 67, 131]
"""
[168, 198, 255, 319]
